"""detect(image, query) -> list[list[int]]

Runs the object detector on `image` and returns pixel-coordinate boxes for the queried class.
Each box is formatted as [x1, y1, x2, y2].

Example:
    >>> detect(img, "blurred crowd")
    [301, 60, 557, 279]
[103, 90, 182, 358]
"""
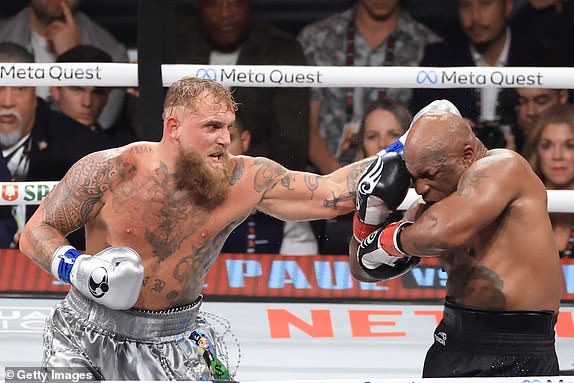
[0, 0, 572, 256]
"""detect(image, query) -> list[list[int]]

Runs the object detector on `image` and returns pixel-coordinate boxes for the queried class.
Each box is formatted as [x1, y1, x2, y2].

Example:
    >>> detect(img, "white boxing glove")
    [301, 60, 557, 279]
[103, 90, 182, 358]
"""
[51, 246, 144, 310]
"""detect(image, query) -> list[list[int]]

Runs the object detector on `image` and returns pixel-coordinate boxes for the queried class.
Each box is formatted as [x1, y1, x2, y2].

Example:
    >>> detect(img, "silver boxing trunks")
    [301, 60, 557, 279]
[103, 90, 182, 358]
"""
[42, 288, 231, 380]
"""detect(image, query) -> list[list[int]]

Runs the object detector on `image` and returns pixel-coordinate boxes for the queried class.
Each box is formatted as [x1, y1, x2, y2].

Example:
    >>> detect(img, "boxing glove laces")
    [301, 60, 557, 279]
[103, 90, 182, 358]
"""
[51, 246, 144, 310]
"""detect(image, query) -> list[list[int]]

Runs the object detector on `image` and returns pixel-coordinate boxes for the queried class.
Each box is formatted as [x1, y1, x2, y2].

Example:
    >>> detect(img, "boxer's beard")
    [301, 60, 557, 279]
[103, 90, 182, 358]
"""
[0, 110, 24, 149]
[175, 149, 231, 210]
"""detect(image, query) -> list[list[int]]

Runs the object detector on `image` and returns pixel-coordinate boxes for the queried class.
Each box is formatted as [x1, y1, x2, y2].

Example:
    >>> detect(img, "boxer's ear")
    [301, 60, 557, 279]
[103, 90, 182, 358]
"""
[463, 144, 474, 166]
[165, 115, 180, 141]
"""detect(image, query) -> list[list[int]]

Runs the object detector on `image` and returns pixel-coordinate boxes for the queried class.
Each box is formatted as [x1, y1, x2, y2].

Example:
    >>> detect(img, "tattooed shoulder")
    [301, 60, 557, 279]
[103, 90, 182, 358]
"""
[43, 150, 135, 230]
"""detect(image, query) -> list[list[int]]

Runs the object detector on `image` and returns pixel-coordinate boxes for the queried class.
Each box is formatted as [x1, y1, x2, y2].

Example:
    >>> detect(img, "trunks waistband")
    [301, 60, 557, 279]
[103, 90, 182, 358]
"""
[443, 299, 557, 335]
[64, 288, 202, 340]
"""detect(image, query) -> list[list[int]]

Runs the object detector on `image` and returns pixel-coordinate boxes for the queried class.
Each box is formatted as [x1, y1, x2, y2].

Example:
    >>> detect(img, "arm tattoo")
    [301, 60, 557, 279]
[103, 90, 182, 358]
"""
[252, 158, 293, 192]
[321, 159, 372, 209]
[323, 192, 354, 210]
[43, 152, 125, 234]
[304, 174, 319, 199]
[346, 160, 372, 194]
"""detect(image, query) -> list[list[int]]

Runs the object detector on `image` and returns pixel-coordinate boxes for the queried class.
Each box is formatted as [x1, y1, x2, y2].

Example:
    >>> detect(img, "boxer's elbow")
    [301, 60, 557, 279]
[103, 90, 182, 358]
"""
[19, 223, 33, 257]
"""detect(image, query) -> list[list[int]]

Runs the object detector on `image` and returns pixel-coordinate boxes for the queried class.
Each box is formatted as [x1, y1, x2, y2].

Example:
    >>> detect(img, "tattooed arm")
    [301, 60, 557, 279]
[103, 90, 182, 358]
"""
[19, 150, 120, 272]
[254, 156, 375, 221]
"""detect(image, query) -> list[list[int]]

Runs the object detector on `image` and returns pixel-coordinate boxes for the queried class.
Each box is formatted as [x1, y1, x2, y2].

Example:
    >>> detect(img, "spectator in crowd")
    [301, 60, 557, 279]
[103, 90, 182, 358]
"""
[297, 0, 440, 173]
[50, 45, 137, 146]
[317, 99, 411, 255]
[410, 0, 541, 149]
[523, 103, 574, 258]
[0, 0, 129, 130]
[222, 110, 285, 254]
[353, 99, 412, 159]
[0, 42, 118, 248]
[511, 0, 574, 82]
[176, 0, 310, 172]
[513, 87, 569, 153]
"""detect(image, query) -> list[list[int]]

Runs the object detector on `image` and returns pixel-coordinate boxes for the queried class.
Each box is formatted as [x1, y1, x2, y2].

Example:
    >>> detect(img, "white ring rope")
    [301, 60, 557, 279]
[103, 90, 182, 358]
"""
[2, 182, 573, 213]
[397, 189, 574, 214]
[0, 63, 573, 89]
[1, 63, 572, 211]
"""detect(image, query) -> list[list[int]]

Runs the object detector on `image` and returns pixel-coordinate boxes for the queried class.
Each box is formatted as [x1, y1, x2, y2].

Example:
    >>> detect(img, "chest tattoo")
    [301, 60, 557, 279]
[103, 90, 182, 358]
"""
[172, 222, 239, 288]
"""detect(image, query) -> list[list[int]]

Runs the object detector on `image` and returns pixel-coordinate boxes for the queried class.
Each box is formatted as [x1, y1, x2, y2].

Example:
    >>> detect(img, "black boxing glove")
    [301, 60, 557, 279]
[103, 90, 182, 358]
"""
[357, 222, 420, 281]
[354, 152, 410, 241]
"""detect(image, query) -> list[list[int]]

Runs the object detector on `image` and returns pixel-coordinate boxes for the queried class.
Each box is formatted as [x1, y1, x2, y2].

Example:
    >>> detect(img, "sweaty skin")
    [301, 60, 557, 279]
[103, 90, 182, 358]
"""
[350, 112, 562, 312]
[20, 90, 371, 310]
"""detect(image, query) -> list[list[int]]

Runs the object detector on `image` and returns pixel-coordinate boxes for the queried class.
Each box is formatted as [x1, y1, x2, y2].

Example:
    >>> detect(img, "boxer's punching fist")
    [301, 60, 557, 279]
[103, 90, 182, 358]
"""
[354, 152, 410, 241]
[357, 221, 420, 281]
[51, 246, 144, 310]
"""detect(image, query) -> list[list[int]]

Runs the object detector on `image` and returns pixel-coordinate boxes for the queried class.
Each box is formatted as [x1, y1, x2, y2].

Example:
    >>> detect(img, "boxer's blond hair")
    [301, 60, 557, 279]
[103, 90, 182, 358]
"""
[163, 76, 237, 119]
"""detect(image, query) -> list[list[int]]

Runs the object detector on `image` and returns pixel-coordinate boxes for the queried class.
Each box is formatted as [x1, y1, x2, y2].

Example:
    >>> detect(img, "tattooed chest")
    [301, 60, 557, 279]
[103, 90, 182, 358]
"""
[105, 186, 210, 261]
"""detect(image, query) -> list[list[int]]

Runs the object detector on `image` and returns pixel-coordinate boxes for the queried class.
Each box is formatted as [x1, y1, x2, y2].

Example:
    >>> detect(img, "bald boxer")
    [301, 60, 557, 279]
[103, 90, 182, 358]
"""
[19, 76, 409, 380]
[350, 100, 461, 280]
[350, 102, 562, 377]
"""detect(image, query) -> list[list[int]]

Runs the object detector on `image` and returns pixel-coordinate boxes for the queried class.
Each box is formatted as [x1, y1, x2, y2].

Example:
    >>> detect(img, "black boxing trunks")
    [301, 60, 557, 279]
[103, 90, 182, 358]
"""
[423, 298, 559, 377]
[42, 288, 232, 380]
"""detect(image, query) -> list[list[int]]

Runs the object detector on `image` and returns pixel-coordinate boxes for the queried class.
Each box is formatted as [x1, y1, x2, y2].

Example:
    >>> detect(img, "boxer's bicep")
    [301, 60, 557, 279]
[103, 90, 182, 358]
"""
[43, 152, 114, 235]
[455, 159, 516, 230]
[433, 162, 513, 243]
[21, 152, 115, 270]
[33, 153, 113, 240]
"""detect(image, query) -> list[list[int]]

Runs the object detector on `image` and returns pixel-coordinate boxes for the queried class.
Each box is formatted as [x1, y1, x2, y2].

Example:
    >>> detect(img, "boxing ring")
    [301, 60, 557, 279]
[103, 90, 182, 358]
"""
[1, 64, 574, 382]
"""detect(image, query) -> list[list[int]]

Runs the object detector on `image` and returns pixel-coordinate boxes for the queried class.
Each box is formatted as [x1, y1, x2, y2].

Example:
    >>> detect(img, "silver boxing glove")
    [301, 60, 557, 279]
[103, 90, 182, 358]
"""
[51, 246, 144, 310]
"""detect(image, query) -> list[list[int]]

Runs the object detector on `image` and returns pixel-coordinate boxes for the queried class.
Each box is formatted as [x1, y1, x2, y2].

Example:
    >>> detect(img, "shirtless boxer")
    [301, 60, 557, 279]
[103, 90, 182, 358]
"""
[349, 104, 562, 377]
[19, 76, 410, 380]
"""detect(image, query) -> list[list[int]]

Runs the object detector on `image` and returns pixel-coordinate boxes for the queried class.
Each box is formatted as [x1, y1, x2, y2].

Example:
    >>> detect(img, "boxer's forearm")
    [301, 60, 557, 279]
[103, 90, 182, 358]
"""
[399, 218, 453, 257]
[20, 218, 69, 274]
[323, 156, 375, 207]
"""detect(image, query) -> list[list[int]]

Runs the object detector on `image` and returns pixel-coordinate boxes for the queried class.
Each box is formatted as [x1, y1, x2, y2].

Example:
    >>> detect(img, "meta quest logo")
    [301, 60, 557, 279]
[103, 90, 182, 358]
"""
[194, 67, 323, 85]
[415, 69, 544, 87]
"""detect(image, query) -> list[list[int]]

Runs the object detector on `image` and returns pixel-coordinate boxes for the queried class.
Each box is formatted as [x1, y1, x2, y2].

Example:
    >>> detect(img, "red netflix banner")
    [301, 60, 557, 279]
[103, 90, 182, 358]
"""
[2, 250, 574, 302]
